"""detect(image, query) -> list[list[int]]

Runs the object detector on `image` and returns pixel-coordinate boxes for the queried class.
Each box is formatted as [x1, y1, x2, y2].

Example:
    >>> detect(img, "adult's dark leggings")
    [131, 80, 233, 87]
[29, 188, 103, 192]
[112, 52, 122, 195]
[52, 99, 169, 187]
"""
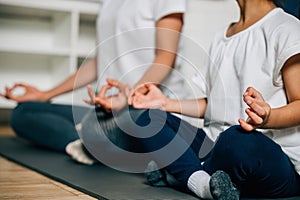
[10, 102, 145, 153]
[10, 102, 89, 152]
[135, 109, 300, 198]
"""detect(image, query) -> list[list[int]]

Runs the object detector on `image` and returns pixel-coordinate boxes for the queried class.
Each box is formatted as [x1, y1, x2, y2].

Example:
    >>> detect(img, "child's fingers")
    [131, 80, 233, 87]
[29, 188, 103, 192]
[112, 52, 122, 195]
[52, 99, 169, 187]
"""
[245, 108, 264, 125]
[244, 87, 264, 101]
[246, 100, 267, 118]
[243, 87, 253, 98]
[238, 118, 255, 131]
[244, 93, 269, 118]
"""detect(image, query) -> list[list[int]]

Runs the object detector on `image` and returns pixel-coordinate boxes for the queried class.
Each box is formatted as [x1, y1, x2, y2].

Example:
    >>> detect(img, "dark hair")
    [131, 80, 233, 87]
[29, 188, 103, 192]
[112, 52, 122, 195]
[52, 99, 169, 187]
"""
[298, 4, 300, 19]
[272, 0, 284, 8]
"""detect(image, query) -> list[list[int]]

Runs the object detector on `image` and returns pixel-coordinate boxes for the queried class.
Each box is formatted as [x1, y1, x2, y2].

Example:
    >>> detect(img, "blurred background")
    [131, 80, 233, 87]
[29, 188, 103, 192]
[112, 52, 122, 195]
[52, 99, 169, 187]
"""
[0, 0, 299, 124]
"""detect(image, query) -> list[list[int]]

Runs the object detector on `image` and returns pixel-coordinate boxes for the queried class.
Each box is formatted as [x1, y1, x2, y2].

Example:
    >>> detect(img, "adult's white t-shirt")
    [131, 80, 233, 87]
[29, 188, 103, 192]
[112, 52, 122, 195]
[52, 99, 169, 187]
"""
[95, 0, 189, 99]
[194, 8, 300, 173]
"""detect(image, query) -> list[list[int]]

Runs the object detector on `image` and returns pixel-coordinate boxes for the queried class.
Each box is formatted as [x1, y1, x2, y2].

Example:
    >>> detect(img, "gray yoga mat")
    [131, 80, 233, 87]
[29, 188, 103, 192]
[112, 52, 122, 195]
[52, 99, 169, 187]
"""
[0, 136, 299, 200]
[0, 136, 198, 200]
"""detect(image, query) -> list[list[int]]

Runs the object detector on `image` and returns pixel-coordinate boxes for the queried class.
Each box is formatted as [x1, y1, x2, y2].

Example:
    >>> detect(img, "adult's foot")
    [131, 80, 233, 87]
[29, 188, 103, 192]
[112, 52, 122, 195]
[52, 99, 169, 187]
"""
[66, 139, 97, 165]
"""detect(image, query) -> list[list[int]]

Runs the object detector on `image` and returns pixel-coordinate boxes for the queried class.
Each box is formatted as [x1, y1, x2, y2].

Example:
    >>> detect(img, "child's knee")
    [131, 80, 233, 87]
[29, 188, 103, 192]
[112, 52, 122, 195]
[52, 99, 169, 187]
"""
[213, 125, 251, 159]
[217, 125, 244, 144]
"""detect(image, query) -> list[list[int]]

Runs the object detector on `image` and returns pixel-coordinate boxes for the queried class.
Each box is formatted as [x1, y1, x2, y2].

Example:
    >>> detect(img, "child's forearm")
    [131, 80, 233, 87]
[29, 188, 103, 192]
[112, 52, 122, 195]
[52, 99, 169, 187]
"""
[264, 100, 300, 129]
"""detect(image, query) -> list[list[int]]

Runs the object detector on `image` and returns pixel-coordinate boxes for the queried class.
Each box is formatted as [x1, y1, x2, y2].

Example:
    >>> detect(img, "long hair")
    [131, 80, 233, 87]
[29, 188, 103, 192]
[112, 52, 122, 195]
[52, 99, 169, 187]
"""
[271, 0, 284, 8]
[299, 3, 300, 19]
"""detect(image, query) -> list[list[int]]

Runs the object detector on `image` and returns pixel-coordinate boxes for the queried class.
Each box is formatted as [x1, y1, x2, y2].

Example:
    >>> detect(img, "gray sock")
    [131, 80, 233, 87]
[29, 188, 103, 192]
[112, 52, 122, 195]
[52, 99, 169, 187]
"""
[209, 170, 240, 200]
[144, 160, 168, 187]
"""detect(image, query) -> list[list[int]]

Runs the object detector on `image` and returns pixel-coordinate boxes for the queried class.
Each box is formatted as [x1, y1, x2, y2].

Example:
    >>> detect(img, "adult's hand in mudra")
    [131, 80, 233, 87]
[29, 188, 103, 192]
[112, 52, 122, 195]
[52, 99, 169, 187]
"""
[83, 78, 131, 112]
[130, 83, 167, 110]
[0, 83, 49, 102]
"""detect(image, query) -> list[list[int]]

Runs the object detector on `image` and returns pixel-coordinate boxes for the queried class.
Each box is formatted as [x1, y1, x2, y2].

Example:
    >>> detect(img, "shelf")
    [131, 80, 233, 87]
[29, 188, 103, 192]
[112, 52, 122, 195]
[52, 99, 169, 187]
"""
[0, 0, 100, 108]
[77, 13, 97, 58]
[0, 45, 70, 56]
[0, 52, 70, 86]
[0, 5, 71, 52]
[0, 52, 71, 107]
[0, 0, 101, 14]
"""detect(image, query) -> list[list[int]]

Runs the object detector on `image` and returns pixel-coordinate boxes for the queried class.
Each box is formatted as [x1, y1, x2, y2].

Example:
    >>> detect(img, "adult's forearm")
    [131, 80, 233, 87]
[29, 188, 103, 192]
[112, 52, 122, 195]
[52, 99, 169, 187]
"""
[165, 98, 207, 118]
[45, 58, 97, 99]
[135, 13, 182, 88]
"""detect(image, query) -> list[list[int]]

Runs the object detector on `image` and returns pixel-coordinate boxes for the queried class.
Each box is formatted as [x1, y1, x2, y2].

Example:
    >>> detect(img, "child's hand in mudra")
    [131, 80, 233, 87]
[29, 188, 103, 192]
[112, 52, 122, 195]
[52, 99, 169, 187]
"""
[238, 87, 271, 131]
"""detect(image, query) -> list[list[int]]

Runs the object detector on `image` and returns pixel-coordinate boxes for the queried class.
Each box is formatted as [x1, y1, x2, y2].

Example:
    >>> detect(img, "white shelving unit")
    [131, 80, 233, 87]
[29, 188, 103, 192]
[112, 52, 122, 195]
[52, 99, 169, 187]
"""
[0, 0, 100, 108]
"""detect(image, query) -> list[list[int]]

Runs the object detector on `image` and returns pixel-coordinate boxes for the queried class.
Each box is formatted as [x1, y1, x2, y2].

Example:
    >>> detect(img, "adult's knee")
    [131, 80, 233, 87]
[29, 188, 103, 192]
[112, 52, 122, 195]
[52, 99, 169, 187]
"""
[10, 103, 28, 132]
[135, 109, 177, 152]
[10, 102, 43, 138]
[136, 109, 167, 127]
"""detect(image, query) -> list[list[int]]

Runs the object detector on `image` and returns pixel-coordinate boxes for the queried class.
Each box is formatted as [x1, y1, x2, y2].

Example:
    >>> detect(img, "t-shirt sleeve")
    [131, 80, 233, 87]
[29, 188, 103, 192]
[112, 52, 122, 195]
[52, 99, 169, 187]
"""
[192, 73, 208, 98]
[153, 0, 187, 21]
[274, 18, 300, 85]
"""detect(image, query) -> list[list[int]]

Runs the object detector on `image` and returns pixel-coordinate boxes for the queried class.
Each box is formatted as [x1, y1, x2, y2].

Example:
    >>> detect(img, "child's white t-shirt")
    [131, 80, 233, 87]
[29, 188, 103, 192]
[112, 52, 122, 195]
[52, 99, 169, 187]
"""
[195, 8, 300, 173]
[95, 0, 189, 99]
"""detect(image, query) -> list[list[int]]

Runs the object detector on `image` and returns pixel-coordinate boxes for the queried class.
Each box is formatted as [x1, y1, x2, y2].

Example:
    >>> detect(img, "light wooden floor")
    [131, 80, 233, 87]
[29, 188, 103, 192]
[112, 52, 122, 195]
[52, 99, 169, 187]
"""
[0, 126, 96, 200]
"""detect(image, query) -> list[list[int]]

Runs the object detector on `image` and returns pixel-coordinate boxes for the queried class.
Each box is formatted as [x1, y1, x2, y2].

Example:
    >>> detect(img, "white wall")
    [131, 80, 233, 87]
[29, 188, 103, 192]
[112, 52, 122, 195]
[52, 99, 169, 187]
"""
[178, 0, 239, 99]
[0, 0, 239, 108]
[184, 0, 239, 52]
[175, 0, 239, 127]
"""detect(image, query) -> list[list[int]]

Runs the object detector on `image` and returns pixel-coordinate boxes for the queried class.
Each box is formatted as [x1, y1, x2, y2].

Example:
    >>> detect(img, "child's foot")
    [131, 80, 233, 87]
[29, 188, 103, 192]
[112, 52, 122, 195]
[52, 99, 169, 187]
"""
[144, 160, 168, 187]
[145, 160, 181, 187]
[209, 170, 240, 200]
[65, 139, 97, 165]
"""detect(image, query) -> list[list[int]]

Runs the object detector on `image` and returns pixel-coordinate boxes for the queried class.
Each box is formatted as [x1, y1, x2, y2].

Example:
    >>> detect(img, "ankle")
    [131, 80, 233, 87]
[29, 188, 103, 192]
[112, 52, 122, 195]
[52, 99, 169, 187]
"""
[188, 170, 213, 199]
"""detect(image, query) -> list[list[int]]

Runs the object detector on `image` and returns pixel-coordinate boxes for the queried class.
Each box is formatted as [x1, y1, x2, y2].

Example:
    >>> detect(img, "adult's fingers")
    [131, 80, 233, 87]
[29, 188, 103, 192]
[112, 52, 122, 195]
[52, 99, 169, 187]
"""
[83, 98, 93, 105]
[87, 85, 96, 104]
[98, 84, 112, 98]
[106, 78, 120, 88]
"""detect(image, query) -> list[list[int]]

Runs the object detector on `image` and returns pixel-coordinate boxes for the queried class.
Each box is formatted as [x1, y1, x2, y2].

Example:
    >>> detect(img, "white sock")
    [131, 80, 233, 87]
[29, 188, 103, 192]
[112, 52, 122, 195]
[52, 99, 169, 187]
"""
[65, 139, 96, 165]
[188, 170, 213, 199]
[75, 123, 82, 132]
